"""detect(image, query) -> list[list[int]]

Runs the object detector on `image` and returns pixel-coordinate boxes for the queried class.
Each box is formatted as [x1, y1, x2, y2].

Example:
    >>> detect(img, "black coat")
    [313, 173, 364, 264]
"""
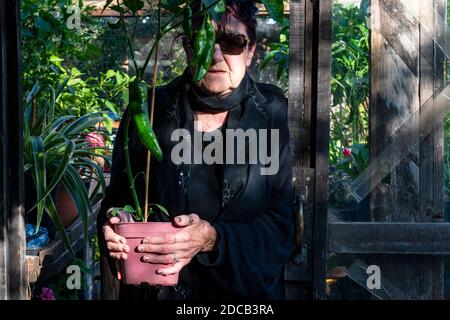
[97, 74, 295, 300]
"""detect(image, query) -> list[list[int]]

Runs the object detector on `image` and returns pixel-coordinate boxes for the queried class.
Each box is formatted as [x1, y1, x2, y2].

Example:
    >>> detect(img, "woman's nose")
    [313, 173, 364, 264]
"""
[212, 43, 224, 63]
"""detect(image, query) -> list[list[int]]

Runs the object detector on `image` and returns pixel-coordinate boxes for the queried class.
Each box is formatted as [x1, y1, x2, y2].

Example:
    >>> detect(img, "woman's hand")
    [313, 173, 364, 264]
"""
[102, 216, 130, 260]
[139, 214, 217, 275]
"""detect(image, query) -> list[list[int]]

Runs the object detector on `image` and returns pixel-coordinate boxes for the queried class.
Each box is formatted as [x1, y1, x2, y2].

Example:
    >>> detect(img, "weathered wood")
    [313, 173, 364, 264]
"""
[0, 0, 27, 300]
[370, 0, 421, 223]
[329, 222, 450, 254]
[285, 0, 312, 300]
[311, 0, 332, 300]
[367, 0, 446, 300]
[345, 259, 410, 300]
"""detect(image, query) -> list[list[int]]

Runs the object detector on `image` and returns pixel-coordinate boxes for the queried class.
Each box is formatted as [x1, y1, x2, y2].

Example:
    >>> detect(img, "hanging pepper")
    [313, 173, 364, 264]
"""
[200, 16, 215, 79]
[190, 13, 207, 68]
[128, 79, 163, 161]
[192, 14, 216, 82]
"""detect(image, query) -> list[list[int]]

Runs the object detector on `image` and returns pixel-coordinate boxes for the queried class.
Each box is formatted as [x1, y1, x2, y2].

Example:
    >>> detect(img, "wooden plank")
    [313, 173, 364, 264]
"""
[370, 0, 421, 222]
[285, 0, 311, 294]
[430, 0, 447, 299]
[0, 0, 27, 300]
[329, 222, 450, 254]
[419, 0, 437, 223]
[311, 0, 332, 300]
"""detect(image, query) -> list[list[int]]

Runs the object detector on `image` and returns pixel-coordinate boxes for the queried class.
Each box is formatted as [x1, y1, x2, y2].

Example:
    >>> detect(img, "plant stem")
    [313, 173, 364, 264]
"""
[118, 0, 139, 74]
[144, 1, 162, 223]
[124, 114, 142, 220]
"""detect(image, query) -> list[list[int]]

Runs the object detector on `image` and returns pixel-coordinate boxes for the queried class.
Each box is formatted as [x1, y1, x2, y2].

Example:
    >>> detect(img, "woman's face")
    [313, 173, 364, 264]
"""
[186, 16, 256, 95]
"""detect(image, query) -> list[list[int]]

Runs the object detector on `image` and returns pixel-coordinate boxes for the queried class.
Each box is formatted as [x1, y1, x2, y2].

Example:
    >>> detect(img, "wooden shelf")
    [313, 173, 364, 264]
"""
[26, 201, 102, 284]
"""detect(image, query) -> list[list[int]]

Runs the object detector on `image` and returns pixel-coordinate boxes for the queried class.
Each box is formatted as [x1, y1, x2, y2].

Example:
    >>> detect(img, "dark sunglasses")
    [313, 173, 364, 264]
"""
[215, 32, 250, 55]
[187, 31, 250, 55]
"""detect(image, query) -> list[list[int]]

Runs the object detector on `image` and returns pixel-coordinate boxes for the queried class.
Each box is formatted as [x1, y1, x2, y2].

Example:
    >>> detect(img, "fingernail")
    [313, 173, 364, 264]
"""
[124, 245, 130, 252]
[142, 239, 149, 244]
[138, 245, 144, 252]
[176, 217, 182, 222]
[143, 256, 149, 262]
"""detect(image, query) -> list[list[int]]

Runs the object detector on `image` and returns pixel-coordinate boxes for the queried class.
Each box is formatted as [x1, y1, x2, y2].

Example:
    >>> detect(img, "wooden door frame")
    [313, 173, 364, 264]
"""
[0, 0, 27, 300]
[285, 0, 332, 300]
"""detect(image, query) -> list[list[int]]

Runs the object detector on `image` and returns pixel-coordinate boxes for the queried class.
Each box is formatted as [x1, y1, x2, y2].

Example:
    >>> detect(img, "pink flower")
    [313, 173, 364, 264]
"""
[85, 132, 105, 148]
[343, 147, 352, 158]
[39, 287, 56, 300]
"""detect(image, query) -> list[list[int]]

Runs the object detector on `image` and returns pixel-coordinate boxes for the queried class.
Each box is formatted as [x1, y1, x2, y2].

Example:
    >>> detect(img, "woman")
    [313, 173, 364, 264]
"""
[97, 0, 295, 300]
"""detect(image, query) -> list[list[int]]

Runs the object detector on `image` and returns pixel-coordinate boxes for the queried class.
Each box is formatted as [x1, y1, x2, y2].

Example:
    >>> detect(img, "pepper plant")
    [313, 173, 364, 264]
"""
[102, 0, 284, 222]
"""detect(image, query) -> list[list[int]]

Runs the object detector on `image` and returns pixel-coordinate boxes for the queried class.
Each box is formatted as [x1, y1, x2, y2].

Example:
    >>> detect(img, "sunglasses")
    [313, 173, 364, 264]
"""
[215, 32, 250, 55]
[187, 31, 250, 55]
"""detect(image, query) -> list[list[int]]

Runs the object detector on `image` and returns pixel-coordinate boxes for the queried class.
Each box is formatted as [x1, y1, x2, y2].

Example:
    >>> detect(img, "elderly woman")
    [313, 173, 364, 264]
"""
[97, 0, 295, 300]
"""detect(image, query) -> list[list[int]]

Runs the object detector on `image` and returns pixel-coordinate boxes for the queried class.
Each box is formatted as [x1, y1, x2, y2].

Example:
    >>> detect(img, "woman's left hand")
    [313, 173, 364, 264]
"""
[139, 214, 217, 275]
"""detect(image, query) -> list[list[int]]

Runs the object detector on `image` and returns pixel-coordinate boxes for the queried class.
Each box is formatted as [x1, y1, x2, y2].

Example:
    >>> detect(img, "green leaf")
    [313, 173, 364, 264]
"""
[27, 135, 75, 214]
[102, 0, 115, 13]
[123, 0, 144, 14]
[34, 16, 51, 32]
[44, 194, 75, 257]
[161, 0, 184, 13]
[60, 112, 106, 137]
[63, 165, 92, 242]
[123, 205, 136, 213]
[110, 5, 125, 14]
[31, 137, 46, 231]
[261, 0, 284, 23]
[150, 204, 169, 217]
[111, 208, 120, 217]
[202, 0, 225, 21]
[26, 82, 41, 105]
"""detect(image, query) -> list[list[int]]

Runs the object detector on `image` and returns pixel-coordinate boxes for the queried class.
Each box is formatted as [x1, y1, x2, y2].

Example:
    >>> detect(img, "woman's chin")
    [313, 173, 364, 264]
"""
[200, 79, 232, 95]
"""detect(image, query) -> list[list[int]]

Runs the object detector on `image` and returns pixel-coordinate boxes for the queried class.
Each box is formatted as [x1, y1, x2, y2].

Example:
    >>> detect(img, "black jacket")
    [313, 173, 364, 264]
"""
[97, 74, 295, 300]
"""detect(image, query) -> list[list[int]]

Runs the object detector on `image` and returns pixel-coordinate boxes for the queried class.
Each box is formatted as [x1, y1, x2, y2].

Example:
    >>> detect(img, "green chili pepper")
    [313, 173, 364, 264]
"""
[194, 16, 215, 82]
[128, 80, 163, 161]
[183, 6, 193, 40]
[190, 14, 207, 67]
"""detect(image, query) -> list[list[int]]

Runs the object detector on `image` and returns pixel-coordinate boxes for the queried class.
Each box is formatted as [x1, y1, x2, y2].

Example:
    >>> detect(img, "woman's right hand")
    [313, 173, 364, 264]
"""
[102, 216, 130, 260]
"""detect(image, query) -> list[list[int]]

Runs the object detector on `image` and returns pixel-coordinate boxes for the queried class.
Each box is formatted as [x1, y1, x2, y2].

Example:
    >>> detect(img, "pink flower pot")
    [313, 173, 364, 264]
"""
[114, 222, 180, 286]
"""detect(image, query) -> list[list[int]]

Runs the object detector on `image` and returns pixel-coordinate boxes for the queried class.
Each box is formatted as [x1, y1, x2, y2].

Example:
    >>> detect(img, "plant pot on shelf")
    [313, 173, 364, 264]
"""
[114, 222, 180, 286]
[55, 184, 79, 228]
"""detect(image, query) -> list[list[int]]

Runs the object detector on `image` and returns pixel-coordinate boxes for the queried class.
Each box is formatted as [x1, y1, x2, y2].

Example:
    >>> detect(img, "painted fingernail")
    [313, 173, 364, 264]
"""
[176, 217, 182, 222]
[138, 245, 144, 252]
[143, 256, 149, 262]
[142, 239, 149, 244]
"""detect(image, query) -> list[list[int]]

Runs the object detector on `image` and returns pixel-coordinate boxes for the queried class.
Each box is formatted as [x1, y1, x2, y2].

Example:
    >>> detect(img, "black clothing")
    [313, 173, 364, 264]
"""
[187, 69, 251, 113]
[97, 72, 295, 300]
[186, 126, 224, 222]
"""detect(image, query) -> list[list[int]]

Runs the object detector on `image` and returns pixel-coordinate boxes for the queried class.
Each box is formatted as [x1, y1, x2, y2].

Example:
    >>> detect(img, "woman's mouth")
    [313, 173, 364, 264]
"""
[208, 69, 227, 73]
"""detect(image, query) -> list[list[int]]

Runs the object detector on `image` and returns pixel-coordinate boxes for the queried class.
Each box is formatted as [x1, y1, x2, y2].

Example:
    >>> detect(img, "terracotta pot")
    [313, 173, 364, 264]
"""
[55, 185, 78, 228]
[114, 222, 180, 286]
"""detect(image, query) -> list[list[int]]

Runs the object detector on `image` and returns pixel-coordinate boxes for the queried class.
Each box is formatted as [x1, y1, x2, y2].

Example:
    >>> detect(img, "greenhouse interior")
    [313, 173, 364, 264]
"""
[1, 0, 450, 302]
